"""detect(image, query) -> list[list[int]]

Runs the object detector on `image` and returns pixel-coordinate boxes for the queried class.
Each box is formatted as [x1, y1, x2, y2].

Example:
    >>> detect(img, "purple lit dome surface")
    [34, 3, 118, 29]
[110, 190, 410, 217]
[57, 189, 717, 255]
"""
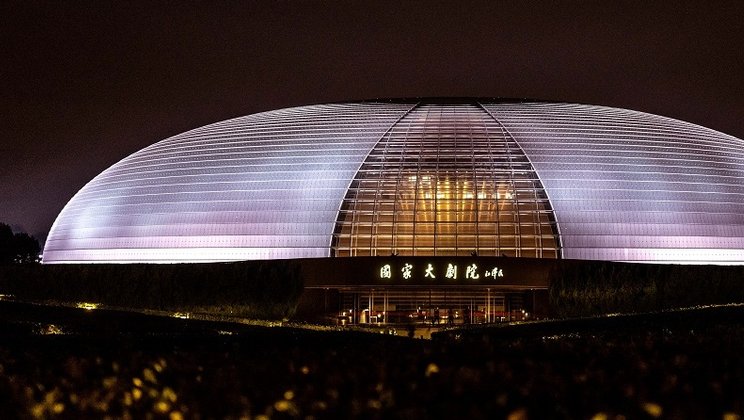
[44, 100, 744, 264]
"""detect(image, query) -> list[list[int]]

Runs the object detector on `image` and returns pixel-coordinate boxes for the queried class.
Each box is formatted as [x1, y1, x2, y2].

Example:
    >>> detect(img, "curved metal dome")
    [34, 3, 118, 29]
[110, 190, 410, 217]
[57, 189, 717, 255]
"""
[44, 100, 744, 264]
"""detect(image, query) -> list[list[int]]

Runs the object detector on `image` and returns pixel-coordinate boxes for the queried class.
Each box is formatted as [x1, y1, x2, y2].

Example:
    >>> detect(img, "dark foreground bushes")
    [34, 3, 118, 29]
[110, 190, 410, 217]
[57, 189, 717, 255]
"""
[549, 260, 744, 318]
[1, 303, 744, 419]
[0, 261, 303, 320]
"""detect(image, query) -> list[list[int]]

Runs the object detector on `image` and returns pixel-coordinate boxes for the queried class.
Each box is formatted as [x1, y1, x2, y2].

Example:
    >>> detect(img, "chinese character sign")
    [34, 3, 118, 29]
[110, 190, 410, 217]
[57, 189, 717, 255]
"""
[465, 264, 480, 279]
[485, 267, 504, 278]
[424, 263, 436, 278]
[377, 261, 505, 281]
[402, 263, 413, 279]
[445, 264, 457, 279]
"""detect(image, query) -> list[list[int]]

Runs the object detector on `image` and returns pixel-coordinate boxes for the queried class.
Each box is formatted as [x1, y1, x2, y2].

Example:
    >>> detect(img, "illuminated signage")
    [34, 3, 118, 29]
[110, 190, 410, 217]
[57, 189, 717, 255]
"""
[378, 261, 504, 281]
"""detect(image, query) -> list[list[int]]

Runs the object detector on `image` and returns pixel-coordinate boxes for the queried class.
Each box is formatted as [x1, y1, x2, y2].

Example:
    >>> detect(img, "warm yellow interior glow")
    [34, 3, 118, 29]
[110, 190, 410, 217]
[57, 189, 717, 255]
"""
[332, 103, 559, 258]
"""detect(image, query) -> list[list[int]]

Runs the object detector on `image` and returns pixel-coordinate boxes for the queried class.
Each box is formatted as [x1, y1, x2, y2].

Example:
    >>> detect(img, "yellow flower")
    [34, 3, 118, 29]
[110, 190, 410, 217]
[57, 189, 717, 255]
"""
[143, 368, 157, 384]
[642, 402, 663, 418]
[425, 363, 439, 377]
[52, 403, 65, 414]
[154, 401, 170, 414]
[163, 387, 178, 403]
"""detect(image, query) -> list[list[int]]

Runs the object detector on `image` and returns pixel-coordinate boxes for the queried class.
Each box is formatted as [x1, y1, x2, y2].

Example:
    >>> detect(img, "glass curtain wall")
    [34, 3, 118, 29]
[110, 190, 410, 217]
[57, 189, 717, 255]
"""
[332, 103, 560, 257]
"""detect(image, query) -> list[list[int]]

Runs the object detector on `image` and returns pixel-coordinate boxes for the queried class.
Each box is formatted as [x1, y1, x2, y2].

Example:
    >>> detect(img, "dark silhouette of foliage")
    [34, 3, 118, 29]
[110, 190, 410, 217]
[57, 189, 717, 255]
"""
[0, 260, 304, 320]
[549, 260, 744, 318]
[0, 224, 12, 263]
[0, 223, 40, 264]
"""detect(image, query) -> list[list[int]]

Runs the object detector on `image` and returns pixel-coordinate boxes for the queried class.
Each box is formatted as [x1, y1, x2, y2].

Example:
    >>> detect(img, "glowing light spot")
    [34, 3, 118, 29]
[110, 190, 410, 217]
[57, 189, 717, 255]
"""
[40, 324, 64, 335]
[154, 401, 170, 414]
[274, 400, 291, 412]
[425, 363, 439, 377]
[143, 368, 157, 384]
[642, 402, 663, 418]
[163, 387, 178, 403]
[52, 403, 65, 414]
[76, 302, 99, 311]
[507, 408, 528, 420]
[132, 377, 143, 388]
[44, 390, 58, 404]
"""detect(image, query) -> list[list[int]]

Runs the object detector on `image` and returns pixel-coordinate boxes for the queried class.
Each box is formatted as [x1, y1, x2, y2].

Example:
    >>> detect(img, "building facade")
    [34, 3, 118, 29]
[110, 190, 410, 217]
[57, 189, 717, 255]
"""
[43, 99, 744, 323]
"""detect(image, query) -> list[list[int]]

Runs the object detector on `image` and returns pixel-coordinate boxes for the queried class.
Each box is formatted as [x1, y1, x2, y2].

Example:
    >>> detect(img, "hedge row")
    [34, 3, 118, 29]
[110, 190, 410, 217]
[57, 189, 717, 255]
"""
[549, 260, 744, 318]
[0, 261, 303, 320]
[3, 258, 742, 321]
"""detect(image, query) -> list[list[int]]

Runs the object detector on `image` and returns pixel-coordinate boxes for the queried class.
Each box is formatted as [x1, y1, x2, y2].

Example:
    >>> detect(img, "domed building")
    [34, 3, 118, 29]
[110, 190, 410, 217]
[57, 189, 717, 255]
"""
[43, 99, 744, 322]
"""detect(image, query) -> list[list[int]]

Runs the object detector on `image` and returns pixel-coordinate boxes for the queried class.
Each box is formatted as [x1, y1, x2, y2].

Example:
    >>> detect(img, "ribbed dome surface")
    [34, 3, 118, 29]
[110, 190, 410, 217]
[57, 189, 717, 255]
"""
[44, 100, 744, 264]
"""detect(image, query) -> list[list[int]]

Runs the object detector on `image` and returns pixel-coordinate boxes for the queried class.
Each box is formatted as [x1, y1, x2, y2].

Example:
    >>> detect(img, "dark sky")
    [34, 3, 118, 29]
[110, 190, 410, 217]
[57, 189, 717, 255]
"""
[2, 1, 743, 243]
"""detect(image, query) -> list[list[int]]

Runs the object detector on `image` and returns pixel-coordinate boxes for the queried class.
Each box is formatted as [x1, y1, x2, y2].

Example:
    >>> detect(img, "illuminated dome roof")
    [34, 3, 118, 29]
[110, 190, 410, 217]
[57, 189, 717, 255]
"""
[44, 100, 744, 264]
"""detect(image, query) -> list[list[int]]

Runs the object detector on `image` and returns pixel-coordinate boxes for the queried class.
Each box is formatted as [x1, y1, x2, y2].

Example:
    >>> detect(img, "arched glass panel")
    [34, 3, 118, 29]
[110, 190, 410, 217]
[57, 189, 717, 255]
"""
[332, 103, 561, 258]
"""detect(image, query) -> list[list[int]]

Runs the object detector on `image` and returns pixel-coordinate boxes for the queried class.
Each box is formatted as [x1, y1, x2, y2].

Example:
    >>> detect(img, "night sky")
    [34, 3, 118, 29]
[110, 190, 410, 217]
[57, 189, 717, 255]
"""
[2, 1, 743, 244]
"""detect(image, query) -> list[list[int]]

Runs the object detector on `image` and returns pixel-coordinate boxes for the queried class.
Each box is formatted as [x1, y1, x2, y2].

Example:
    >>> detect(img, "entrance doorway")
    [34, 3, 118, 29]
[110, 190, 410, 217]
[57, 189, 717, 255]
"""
[337, 288, 533, 326]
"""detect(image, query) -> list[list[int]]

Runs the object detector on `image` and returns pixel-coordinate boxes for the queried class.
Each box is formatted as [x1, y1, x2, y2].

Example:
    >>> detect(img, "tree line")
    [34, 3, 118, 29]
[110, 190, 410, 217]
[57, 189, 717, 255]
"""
[0, 223, 40, 264]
